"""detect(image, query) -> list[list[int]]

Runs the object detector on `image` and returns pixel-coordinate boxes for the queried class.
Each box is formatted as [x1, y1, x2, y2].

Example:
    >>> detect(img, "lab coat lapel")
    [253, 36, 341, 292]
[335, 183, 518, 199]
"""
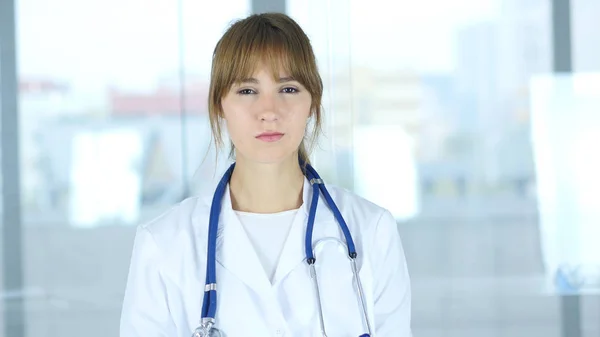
[214, 186, 272, 296]
[272, 177, 334, 285]
[271, 208, 306, 285]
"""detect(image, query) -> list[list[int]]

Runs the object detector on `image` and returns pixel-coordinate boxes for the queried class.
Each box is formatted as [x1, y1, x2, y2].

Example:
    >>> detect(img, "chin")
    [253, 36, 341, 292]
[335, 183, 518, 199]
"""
[242, 148, 298, 164]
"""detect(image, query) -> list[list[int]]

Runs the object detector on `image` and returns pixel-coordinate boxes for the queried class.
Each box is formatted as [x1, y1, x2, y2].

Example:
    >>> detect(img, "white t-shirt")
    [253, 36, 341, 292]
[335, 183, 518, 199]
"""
[234, 208, 299, 283]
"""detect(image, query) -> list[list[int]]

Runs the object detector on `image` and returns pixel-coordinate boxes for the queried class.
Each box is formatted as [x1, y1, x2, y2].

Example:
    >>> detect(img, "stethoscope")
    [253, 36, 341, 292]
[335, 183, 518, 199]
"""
[192, 159, 373, 337]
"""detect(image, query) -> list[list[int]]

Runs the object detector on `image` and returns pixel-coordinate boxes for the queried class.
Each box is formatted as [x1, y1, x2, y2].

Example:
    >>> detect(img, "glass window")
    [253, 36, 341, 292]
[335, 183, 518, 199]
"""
[572, 0, 600, 72]
[3, 0, 599, 335]
[11, 0, 249, 334]
[288, 0, 599, 336]
[0, 98, 3, 336]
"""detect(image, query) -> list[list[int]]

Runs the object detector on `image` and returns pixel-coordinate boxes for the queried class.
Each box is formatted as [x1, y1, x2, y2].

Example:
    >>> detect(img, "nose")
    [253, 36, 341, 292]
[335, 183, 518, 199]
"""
[257, 93, 279, 122]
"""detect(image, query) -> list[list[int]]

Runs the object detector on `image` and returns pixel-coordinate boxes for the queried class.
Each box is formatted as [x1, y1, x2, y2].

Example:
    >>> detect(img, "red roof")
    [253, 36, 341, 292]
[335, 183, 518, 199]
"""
[110, 83, 209, 116]
[19, 79, 69, 93]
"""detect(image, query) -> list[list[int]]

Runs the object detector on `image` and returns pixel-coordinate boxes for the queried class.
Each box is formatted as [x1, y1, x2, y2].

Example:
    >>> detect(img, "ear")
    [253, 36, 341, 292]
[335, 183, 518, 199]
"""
[307, 108, 314, 121]
[218, 108, 227, 122]
[218, 101, 227, 120]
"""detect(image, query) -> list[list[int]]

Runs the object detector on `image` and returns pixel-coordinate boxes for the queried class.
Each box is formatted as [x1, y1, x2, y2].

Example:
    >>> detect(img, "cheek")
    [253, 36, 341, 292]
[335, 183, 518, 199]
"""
[287, 95, 311, 120]
[287, 112, 310, 145]
[293, 101, 311, 130]
[222, 102, 250, 136]
[224, 117, 249, 144]
[292, 111, 309, 132]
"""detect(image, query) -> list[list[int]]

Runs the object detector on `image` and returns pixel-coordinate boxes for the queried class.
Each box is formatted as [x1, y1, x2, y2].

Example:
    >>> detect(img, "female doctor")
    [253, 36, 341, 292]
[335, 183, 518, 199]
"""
[120, 12, 412, 337]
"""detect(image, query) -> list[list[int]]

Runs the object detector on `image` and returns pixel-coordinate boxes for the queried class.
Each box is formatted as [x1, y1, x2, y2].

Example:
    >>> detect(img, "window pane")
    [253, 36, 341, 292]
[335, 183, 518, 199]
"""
[0, 89, 3, 336]
[288, 0, 600, 336]
[572, 0, 600, 72]
[15, 0, 249, 335]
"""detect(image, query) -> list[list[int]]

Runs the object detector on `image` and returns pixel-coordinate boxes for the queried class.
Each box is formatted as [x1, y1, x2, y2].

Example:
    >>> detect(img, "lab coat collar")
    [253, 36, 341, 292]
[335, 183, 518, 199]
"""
[215, 186, 271, 294]
[279, 176, 339, 283]
[202, 175, 334, 296]
[272, 176, 327, 285]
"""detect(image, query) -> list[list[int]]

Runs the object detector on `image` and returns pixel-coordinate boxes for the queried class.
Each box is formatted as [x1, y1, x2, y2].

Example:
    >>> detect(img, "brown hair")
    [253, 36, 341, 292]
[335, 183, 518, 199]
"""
[208, 12, 323, 165]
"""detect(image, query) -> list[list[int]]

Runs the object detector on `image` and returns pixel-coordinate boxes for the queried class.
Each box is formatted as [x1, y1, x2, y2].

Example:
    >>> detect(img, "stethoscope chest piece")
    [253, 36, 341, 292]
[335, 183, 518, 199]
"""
[209, 328, 223, 337]
[192, 326, 223, 337]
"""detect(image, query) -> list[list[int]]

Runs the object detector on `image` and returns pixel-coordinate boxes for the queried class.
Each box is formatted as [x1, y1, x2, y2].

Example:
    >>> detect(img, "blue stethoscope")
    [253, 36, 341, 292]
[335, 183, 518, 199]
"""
[192, 159, 373, 337]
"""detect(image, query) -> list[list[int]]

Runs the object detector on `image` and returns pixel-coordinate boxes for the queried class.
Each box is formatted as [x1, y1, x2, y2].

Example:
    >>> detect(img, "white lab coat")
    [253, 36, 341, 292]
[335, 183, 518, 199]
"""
[120, 177, 412, 337]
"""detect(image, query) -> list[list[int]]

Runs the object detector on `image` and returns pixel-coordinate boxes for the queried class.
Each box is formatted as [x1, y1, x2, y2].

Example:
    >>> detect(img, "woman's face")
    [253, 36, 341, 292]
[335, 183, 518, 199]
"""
[221, 64, 312, 164]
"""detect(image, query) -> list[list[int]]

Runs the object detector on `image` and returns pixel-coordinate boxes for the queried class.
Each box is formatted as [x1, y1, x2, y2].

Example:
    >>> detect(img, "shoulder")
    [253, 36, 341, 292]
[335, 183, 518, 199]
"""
[137, 195, 210, 251]
[322, 183, 396, 232]
[322, 183, 404, 272]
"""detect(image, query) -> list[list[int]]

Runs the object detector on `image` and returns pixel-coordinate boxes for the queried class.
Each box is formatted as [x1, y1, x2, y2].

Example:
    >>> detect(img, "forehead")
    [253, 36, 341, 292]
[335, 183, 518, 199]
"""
[239, 65, 294, 81]
[232, 49, 295, 83]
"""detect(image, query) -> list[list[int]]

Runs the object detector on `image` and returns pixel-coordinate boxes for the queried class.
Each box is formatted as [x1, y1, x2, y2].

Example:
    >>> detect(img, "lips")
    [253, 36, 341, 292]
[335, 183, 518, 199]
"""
[256, 132, 284, 142]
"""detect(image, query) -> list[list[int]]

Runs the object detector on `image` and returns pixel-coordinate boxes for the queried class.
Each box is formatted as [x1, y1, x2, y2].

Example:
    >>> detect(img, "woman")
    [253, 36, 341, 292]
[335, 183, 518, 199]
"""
[120, 12, 412, 337]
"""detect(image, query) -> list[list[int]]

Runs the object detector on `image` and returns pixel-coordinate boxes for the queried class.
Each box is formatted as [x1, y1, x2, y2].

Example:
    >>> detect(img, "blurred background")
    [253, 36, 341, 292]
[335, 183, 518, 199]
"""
[1, 0, 599, 336]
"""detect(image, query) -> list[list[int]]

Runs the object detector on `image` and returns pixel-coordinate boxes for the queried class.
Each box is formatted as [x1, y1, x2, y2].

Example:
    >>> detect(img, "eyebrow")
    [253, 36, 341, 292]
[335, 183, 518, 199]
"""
[239, 76, 296, 84]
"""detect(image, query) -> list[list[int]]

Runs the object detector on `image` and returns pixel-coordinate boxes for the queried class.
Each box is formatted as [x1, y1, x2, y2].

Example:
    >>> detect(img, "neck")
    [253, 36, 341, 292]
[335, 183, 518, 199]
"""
[229, 154, 305, 214]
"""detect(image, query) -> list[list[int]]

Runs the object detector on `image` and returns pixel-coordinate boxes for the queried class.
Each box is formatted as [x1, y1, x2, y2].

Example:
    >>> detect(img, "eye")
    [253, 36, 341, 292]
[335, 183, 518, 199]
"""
[281, 87, 299, 94]
[237, 88, 256, 95]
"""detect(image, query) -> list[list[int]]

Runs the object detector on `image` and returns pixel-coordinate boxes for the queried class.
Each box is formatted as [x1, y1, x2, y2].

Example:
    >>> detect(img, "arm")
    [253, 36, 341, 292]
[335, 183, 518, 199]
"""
[120, 226, 177, 337]
[371, 209, 412, 336]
